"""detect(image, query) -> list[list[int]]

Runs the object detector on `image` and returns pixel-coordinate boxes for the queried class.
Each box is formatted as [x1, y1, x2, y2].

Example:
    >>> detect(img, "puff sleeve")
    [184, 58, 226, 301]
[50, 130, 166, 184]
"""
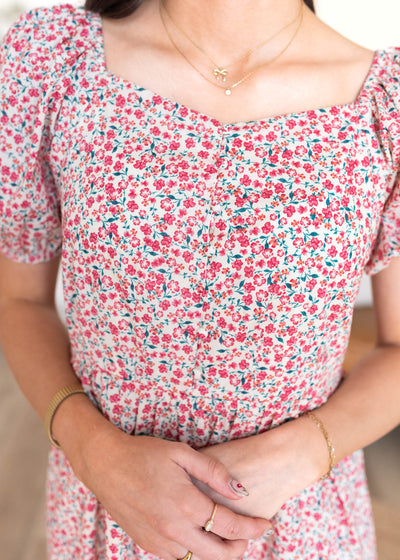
[0, 8, 62, 264]
[363, 47, 400, 276]
[363, 171, 400, 275]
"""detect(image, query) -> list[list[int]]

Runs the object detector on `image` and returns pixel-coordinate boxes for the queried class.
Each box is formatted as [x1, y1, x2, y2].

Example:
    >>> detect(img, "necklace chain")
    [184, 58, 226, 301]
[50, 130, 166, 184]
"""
[159, 0, 304, 95]
[160, 0, 302, 82]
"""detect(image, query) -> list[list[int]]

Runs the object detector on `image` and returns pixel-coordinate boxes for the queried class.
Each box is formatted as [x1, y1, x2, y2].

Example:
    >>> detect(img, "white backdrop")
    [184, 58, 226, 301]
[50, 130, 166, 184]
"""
[1, 0, 400, 319]
[2, 0, 400, 46]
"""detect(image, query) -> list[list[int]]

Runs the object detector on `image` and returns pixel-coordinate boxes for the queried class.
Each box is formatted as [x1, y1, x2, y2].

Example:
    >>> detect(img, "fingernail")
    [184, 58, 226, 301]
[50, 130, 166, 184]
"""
[264, 528, 274, 537]
[228, 479, 249, 496]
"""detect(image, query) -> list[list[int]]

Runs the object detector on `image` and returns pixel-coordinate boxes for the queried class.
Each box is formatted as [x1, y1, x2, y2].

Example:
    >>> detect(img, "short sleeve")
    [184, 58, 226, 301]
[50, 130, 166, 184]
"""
[363, 171, 400, 275]
[0, 8, 62, 264]
[364, 46, 400, 276]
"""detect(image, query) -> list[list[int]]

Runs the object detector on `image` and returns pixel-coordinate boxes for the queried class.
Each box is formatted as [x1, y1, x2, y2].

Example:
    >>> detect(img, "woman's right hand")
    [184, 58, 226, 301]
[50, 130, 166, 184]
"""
[76, 426, 272, 560]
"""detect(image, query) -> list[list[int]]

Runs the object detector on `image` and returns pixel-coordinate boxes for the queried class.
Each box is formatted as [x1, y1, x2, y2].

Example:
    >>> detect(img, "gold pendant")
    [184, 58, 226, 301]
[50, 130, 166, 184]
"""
[213, 67, 228, 82]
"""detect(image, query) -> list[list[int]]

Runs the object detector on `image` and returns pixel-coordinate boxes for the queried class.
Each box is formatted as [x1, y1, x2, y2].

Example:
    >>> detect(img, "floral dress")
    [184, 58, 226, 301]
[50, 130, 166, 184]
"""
[1, 3, 400, 559]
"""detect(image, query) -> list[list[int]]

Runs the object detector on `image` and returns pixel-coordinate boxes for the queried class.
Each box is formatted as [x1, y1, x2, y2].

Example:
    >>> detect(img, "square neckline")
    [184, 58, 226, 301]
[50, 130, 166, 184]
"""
[94, 11, 382, 131]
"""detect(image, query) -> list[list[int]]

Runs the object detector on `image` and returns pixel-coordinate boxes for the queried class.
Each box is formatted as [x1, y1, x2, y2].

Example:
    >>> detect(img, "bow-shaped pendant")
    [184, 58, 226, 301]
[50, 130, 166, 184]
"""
[213, 67, 228, 82]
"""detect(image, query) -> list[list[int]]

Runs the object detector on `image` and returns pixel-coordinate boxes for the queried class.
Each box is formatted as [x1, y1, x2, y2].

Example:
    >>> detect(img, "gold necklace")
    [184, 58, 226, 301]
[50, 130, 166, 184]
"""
[159, 0, 304, 96]
[160, 0, 302, 84]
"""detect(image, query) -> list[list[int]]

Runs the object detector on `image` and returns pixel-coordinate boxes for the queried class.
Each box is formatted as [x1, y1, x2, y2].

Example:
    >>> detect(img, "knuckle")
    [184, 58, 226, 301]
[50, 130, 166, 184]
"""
[207, 456, 224, 480]
[170, 441, 190, 458]
[224, 520, 241, 540]
[169, 441, 184, 453]
[157, 518, 177, 540]
[180, 498, 195, 517]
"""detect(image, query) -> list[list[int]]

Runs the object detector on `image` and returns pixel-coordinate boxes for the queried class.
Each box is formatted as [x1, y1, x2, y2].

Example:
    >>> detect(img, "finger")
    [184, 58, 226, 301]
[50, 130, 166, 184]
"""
[173, 523, 249, 560]
[135, 513, 246, 560]
[179, 485, 271, 541]
[173, 444, 249, 501]
[199, 500, 271, 541]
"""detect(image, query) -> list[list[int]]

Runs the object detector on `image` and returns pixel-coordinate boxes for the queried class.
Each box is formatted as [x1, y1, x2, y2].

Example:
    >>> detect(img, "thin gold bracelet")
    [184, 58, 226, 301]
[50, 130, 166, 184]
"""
[304, 410, 336, 480]
[43, 384, 87, 449]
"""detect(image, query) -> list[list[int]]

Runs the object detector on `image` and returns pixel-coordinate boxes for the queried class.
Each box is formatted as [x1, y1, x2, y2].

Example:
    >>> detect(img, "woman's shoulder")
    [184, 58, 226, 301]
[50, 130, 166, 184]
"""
[368, 47, 400, 160]
[369, 46, 400, 105]
[0, 2, 100, 69]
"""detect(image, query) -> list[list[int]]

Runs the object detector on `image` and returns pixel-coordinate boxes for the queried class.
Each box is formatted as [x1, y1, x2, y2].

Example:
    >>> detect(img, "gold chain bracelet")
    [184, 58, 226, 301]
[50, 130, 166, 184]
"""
[304, 410, 336, 480]
[43, 383, 86, 448]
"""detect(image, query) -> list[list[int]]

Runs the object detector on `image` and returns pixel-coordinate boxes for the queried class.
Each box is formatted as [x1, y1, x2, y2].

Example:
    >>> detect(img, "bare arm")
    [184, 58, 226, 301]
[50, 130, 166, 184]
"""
[192, 257, 400, 520]
[0, 253, 109, 473]
[0, 252, 271, 558]
[313, 255, 400, 463]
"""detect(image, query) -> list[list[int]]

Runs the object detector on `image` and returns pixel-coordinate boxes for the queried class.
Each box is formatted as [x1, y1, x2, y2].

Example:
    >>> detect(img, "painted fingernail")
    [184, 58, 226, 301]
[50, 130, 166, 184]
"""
[228, 479, 249, 496]
[264, 528, 274, 537]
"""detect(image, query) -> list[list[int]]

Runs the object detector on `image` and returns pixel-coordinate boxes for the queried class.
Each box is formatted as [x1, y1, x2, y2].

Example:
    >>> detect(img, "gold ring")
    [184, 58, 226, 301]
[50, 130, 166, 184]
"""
[204, 503, 218, 532]
[177, 552, 192, 560]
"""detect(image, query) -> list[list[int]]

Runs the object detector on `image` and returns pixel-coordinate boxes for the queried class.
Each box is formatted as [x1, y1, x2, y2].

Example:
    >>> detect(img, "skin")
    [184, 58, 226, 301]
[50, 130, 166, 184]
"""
[1, 1, 399, 559]
[100, 0, 377, 125]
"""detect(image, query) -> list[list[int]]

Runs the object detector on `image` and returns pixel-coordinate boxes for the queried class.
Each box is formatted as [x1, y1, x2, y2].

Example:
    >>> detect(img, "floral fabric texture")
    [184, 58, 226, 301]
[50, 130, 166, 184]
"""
[1, 3, 400, 559]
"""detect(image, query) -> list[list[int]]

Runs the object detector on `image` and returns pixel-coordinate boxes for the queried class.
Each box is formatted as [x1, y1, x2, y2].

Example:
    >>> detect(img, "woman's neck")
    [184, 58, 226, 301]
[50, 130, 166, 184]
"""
[161, 0, 304, 61]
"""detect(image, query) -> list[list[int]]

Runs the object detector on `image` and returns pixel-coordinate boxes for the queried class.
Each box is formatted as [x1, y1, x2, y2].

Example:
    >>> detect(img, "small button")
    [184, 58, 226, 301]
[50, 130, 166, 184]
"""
[193, 366, 203, 378]
[198, 327, 208, 336]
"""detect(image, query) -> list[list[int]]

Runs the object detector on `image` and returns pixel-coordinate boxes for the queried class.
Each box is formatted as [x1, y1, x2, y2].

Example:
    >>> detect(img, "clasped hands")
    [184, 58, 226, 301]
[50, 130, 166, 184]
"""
[75, 410, 326, 560]
[192, 415, 325, 521]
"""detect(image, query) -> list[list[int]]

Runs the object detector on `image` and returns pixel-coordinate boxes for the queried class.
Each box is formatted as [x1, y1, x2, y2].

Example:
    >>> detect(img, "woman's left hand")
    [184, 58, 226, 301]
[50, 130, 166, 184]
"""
[191, 415, 328, 520]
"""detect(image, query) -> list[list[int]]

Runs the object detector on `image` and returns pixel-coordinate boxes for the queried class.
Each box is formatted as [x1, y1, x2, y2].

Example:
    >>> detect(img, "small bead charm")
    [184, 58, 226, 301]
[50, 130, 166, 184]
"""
[225, 89, 232, 96]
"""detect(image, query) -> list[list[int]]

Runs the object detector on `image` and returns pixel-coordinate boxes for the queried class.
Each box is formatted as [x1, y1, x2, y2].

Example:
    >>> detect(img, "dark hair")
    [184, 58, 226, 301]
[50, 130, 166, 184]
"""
[83, 0, 315, 20]
[303, 0, 315, 15]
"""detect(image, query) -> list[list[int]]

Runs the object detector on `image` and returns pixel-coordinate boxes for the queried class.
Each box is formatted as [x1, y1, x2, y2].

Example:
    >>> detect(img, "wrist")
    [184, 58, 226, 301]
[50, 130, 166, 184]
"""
[304, 411, 336, 480]
[268, 414, 332, 487]
[291, 413, 334, 483]
[44, 384, 87, 448]
[51, 392, 120, 481]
